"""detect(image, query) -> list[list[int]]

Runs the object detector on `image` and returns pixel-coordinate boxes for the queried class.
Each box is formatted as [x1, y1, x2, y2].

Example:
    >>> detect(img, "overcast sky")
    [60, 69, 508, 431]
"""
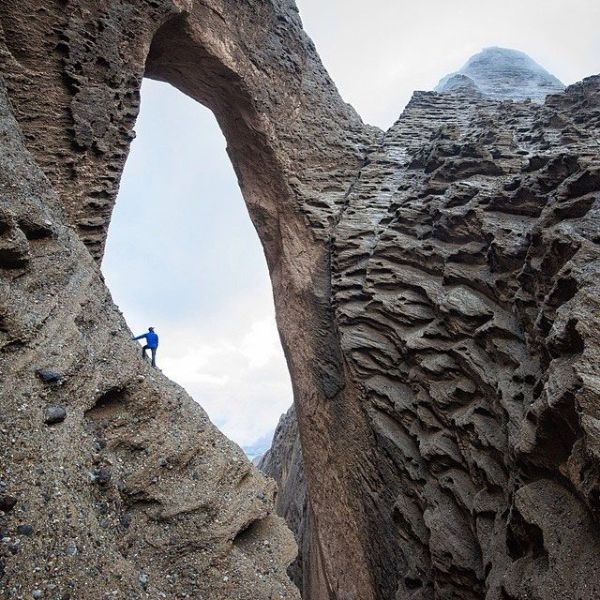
[102, 0, 599, 454]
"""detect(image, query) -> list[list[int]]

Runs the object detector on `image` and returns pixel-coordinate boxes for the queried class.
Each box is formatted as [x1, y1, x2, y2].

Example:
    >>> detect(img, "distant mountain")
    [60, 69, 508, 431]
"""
[435, 47, 565, 102]
[243, 429, 276, 462]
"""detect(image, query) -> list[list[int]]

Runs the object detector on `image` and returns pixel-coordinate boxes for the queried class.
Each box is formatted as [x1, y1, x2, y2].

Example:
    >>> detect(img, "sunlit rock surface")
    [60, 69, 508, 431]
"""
[1, 3, 600, 600]
[436, 47, 565, 101]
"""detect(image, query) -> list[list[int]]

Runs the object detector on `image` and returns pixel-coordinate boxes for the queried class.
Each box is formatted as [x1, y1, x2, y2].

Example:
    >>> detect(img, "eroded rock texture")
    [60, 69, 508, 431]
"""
[332, 76, 600, 600]
[264, 73, 600, 598]
[1, 2, 600, 600]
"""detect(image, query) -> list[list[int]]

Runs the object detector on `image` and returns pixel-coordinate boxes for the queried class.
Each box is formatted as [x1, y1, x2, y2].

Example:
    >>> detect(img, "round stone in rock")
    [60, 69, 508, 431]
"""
[139, 572, 149, 588]
[44, 406, 66, 425]
[0, 495, 17, 512]
[17, 524, 34, 536]
[36, 369, 61, 383]
[32, 590, 42, 599]
[65, 540, 78, 556]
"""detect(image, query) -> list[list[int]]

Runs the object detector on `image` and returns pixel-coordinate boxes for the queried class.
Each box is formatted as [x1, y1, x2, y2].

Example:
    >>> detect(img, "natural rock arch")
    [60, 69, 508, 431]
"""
[1, 2, 600, 600]
[0, 2, 384, 599]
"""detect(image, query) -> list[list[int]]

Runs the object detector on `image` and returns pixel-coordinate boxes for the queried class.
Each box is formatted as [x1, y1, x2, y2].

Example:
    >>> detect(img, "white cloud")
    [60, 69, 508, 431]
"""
[158, 313, 292, 447]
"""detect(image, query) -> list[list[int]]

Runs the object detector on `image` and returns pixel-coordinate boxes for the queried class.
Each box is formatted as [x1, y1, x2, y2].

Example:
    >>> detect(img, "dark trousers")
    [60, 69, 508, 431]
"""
[142, 345, 157, 367]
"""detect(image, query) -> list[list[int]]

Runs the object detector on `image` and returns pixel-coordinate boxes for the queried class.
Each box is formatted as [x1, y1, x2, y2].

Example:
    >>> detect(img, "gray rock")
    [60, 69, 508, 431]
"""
[36, 369, 62, 383]
[91, 468, 111, 486]
[138, 572, 149, 589]
[44, 405, 66, 425]
[119, 512, 132, 529]
[16, 524, 33, 536]
[1, 1, 599, 599]
[65, 540, 78, 556]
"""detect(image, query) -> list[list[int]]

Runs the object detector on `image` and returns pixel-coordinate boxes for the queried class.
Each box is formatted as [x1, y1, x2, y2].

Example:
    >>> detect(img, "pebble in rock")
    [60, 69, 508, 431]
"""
[139, 572, 149, 589]
[44, 406, 66, 425]
[65, 540, 78, 556]
[36, 369, 61, 383]
[0, 495, 17, 512]
[120, 512, 132, 529]
[17, 524, 34, 536]
[32, 590, 42, 598]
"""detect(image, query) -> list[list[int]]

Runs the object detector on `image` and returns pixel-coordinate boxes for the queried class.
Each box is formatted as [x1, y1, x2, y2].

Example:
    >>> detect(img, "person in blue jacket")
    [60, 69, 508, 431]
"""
[133, 327, 159, 367]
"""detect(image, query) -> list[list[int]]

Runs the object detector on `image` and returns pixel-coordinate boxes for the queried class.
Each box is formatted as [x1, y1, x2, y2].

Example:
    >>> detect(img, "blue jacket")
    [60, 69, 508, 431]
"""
[135, 331, 159, 348]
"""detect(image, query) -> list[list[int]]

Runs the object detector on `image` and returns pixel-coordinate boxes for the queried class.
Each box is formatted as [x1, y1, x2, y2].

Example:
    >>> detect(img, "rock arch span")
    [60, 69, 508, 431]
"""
[1, 2, 600, 600]
[0, 2, 383, 599]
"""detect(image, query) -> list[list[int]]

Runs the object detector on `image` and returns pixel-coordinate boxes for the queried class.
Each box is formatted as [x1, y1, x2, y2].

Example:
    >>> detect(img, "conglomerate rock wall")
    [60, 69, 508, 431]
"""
[1, 1, 600, 600]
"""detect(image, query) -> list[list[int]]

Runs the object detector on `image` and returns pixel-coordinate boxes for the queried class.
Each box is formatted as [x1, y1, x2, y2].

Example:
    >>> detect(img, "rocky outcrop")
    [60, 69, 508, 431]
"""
[262, 65, 600, 598]
[436, 47, 565, 102]
[1, 3, 600, 600]
[330, 74, 600, 599]
[0, 1, 371, 599]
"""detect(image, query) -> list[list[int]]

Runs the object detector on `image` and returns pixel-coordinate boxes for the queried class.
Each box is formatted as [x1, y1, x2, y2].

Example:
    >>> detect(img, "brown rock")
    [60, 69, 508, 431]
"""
[1, 3, 600, 600]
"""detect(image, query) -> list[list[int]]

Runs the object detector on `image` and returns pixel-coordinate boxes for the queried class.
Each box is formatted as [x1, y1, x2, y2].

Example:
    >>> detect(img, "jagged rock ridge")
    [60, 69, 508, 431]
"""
[436, 47, 565, 101]
[1, 4, 600, 600]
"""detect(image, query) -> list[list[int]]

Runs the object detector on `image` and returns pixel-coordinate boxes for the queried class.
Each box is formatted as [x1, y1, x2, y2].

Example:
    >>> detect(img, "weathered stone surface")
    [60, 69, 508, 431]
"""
[263, 65, 600, 599]
[0, 77, 299, 598]
[0, 1, 381, 599]
[43, 405, 66, 425]
[1, 2, 600, 600]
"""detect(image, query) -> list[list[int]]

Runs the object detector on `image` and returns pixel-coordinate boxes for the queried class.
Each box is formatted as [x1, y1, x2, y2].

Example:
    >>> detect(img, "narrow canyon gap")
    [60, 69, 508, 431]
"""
[1, 3, 600, 600]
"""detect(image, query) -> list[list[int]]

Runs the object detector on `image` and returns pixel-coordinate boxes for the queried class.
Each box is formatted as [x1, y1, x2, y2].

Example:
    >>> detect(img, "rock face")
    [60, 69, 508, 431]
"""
[436, 47, 565, 102]
[1, 4, 600, 600]
[262, 68, 600, 598]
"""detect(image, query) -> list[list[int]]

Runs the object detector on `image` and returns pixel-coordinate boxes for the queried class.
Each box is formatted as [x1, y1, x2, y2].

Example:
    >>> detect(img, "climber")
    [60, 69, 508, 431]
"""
[132, 327, 159, 367]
